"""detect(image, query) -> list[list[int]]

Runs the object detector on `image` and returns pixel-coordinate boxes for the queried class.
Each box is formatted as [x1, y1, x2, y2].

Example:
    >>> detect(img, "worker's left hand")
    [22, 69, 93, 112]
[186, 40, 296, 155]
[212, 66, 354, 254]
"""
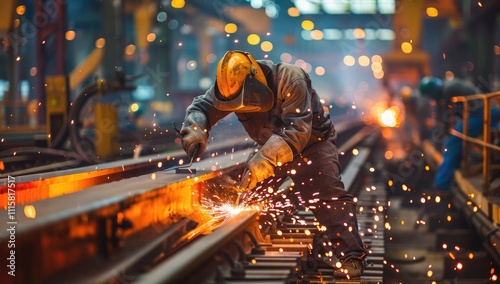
[239, 134, 294, 192]
[180, 112, 208, 160]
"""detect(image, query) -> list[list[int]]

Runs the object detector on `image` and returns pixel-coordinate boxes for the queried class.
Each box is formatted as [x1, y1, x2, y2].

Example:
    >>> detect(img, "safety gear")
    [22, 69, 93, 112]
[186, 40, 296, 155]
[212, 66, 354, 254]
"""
[419, 76, 443, 100]
[240, 135, 293, 191]
[180, 112, 208, 160]
[214, 50, 273, 113]
[214, 74, 274, 112]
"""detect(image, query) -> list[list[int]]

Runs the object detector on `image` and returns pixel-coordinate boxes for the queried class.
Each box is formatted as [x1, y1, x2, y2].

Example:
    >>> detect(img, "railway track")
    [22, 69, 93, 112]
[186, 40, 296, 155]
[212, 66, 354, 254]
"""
[0, 120, 386, 284]
[3, 119, 495, 283]
[134, 126, 385, 284]
[2, 115, 498, 283]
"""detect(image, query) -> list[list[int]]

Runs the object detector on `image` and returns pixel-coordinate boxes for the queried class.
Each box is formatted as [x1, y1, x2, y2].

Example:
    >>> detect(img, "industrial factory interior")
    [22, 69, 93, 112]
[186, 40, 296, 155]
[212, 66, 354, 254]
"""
[1, 0, 500, 283]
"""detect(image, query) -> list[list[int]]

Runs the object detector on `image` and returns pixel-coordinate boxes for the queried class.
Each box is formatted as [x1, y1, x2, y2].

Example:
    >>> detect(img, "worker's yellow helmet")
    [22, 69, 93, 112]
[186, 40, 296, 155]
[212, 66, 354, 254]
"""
[216, 50, 268, 100]
[214, 50, 273, 112]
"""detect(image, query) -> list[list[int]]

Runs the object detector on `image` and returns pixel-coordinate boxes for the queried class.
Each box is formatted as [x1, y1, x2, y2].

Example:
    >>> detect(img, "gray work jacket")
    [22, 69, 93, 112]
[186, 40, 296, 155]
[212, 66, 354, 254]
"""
[184, 60, 334, 156]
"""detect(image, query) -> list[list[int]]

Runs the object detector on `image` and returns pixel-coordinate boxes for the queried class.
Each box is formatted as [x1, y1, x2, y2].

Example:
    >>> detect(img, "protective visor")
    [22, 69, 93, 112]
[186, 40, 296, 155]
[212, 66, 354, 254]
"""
[213, 74, 274, 112]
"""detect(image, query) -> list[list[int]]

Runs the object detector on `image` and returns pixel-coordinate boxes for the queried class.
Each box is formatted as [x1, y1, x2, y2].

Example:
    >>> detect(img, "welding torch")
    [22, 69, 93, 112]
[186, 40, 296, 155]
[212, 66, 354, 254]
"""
[234, 143, 258, 206]
[163, 122, 200, 174]
[234, 165, 248, 206]
[163, 144, 200, 173]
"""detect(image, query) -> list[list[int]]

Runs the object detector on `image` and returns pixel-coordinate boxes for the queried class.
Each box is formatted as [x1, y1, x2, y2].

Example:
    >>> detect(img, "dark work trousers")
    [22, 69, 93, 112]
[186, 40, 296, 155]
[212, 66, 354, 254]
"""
[270, 132, 367, 262]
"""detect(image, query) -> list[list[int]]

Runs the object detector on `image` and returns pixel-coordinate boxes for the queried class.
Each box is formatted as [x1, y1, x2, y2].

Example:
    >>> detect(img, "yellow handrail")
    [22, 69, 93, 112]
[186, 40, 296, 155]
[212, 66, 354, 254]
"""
[451, 91, 500, 195]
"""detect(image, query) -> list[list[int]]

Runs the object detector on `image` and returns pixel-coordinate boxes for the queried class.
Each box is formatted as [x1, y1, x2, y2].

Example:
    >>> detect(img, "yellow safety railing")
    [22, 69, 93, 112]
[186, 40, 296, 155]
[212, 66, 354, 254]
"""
[451, 92, 500, 196]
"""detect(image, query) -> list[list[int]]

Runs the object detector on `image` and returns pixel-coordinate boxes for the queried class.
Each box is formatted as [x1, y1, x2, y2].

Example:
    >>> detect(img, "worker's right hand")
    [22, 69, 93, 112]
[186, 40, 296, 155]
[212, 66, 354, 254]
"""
[240, 154, 275, 192]
[239, 135, 294, 192]
[180, 112, 208, 160]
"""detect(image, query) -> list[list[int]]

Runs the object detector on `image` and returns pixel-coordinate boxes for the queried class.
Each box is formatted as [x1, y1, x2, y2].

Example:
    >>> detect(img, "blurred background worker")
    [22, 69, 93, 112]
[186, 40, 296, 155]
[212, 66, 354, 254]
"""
[419, 76, 500, 191]
[180, 50, 367, 279]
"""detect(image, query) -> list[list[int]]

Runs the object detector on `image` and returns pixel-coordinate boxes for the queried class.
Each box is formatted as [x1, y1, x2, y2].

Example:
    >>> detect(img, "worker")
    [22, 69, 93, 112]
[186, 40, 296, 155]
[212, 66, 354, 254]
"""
[419, 76, 500, 191]
[180, 50, 367, 279]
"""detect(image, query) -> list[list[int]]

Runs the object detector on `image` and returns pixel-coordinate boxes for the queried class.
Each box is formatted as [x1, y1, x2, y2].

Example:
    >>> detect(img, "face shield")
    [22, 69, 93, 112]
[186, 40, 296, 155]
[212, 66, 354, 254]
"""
[213, 74, 274, 112]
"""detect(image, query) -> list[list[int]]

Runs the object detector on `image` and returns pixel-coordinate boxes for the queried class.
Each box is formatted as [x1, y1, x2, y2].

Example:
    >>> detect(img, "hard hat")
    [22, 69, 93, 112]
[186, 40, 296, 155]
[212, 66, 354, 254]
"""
[216, 50, 267, 99]
[419, 76, 443, 100]
[213, 50, 274, 112]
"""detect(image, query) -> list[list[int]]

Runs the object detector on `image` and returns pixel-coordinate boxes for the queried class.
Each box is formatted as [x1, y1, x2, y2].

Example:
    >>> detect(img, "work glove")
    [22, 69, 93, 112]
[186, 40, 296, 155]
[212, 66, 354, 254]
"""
[240, 134, 294, 192]
[180, 112, 208, 160]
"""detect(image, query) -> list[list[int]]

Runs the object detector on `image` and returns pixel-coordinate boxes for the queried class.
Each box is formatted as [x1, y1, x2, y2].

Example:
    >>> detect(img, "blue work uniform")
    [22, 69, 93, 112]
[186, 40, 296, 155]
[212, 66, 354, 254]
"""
[435, 79, 500, 190]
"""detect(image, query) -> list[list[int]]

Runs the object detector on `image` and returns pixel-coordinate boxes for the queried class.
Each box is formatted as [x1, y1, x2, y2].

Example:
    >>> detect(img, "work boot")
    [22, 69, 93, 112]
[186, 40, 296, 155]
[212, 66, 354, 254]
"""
[333, 258, 364, 279]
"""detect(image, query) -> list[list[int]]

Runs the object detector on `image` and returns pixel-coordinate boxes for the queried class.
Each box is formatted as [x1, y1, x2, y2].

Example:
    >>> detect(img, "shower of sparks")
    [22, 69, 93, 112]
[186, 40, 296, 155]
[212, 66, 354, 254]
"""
[200, 176, 299, 226]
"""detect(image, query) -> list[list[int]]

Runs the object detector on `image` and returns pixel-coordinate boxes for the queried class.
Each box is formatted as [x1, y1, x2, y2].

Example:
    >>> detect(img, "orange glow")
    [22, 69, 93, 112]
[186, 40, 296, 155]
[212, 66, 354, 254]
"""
[373, 70, 384, 79]
[426, 7, 439, 17]
[380, 107, 399, 127]
[125, 44, 136, 56]
[95, 38, 106, 48]
[16, 5, 26, 15]
[372, 55, 382, 63]
[401, 42, 413, 53]
[353, 28, 365, 39]
[315, 66, 325, 76]
[171, 0, 185, 8]
[343, 55, 355, 66]
[371, 61, 383, 73]
[146, 33, 156, 42]
[288, 7, 300, 17]
[261, 41, 273, 52]
[371, 103, 403, 128]
[0, 167, 128, 206]
[65, 30, 76, 41]
[225, 23, 238, 34]
[310, 30, 323, 40]
[384, 151, 393, 160]
[381, 128, 392, 138]
[24, 205, 36, 218]
[358, 55, 370, 66]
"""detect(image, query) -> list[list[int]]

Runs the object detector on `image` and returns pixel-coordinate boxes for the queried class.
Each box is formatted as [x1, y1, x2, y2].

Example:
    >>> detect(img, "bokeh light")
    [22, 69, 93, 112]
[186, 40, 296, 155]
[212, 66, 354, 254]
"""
[247, 34, 261, 45]
[301, 20, 314, 30]
[343, 55, 355, 66]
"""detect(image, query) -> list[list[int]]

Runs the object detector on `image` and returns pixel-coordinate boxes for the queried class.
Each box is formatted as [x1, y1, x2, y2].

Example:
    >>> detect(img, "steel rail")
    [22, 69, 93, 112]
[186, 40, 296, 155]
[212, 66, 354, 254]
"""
[133, 124, 383, 284]
[0, 136, 254, 207]
[0, 117, 367, 207]
[54, 218, 197, 284]
[454, 187, 500, 266]
[136, 210, 261, 284]
[0, 149, 250, 284]
[0, 117, 370, 284]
